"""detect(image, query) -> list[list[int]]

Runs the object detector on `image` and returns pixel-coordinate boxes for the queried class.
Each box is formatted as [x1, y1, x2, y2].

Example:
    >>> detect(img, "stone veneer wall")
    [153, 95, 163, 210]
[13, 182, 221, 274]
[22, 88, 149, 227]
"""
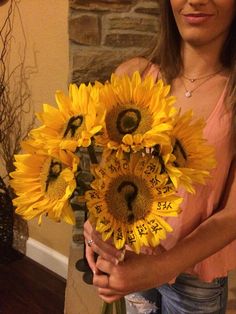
[68, 0, 160, 247]
[68, 0, 160, 85]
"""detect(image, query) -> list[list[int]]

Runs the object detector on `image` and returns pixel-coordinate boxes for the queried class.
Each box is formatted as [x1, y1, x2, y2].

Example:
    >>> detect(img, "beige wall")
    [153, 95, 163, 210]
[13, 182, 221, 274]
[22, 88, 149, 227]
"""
[0, 0, 72, 256]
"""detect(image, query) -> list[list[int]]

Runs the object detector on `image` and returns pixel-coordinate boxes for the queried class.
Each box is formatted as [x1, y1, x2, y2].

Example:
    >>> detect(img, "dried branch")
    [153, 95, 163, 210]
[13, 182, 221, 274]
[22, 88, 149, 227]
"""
[0, 0, 37, 177]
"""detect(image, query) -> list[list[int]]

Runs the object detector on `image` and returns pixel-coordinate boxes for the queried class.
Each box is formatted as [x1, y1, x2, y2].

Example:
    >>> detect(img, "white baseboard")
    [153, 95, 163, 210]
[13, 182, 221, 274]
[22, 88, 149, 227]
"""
[26, 237, 68, 279]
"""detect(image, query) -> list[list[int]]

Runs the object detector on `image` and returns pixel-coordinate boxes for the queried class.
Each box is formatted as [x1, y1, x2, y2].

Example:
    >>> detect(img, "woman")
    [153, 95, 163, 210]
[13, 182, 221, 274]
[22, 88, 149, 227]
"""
[84, 0, 236, 313]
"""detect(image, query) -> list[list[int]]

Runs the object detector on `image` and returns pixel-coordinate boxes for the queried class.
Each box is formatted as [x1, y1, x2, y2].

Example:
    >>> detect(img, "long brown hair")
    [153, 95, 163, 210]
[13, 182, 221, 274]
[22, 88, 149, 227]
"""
[150, 0, 236, 110]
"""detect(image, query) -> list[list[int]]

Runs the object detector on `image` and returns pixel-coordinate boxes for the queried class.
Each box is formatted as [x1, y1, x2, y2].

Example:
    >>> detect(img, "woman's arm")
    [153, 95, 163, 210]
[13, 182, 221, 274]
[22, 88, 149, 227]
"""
[92, 158, 236, 302]
[164, 157, 236, 276]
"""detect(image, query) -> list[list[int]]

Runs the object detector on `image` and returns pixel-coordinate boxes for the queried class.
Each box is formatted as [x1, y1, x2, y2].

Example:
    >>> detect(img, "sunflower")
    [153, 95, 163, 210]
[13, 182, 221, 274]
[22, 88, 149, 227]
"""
[10, 150, 78, 225]
[166, 110, 216, 193]
[85, 154, 182, 253]
[28, 83, 105, 157]
[95, 71, 176, 158]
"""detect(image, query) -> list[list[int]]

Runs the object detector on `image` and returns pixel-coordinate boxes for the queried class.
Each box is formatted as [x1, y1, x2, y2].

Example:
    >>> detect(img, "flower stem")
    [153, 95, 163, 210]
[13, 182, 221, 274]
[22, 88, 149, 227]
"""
[87, 143, 98, 164]
[101, 302, 113, 314]
[115, 298, 126, 314]
[101, 298, 126, 314]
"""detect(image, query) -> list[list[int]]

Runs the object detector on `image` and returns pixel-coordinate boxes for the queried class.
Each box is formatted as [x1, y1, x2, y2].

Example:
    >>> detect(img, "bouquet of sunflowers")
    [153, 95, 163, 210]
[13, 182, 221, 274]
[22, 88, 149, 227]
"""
[10, 72, 216, 314]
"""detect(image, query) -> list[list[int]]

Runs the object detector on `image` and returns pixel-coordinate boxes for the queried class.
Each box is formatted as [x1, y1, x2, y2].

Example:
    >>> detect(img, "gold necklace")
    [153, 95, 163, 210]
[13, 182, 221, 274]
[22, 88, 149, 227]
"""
[182, 69, 223, 83]
[181, 70, 223, 98]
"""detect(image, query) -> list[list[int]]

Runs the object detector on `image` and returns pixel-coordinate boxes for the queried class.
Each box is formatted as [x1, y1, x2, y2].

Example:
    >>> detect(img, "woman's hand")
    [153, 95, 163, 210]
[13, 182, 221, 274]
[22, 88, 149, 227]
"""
[93, 250, 167, 303]
[84, 219, 124, 273]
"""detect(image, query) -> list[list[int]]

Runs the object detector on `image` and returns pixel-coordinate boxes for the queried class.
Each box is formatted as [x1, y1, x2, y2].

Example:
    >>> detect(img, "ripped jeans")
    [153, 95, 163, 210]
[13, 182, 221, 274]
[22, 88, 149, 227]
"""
[125, 273, 228, 314]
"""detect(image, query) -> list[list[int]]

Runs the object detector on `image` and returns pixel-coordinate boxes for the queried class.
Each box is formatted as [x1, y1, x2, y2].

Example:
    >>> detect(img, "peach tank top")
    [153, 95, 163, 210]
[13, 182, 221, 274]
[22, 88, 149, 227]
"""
[145, 63, 235, 282]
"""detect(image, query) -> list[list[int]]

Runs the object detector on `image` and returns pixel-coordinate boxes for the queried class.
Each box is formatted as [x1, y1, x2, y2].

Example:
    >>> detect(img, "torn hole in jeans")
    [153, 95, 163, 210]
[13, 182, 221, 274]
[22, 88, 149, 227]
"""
[125, 293, 159, 314]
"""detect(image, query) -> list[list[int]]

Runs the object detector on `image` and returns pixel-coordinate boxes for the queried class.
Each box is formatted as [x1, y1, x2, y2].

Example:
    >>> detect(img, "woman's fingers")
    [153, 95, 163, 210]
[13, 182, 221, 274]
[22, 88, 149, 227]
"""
[94, 268, 125, 303]
[91, 234, 124, 264]
[83, 219, 94, 241]
[84, 219, 124, 264]
[96, 255, 115, 274]
[98, 293, 123, 303]
[93, 272, 110, 289]
[85, 244, 97, 273]
[93, 270, 125, 301]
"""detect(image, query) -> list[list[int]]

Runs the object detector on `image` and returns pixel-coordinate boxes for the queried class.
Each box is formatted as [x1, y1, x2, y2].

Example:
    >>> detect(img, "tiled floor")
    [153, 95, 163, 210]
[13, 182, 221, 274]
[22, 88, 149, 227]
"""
[65, 246, 236, 314]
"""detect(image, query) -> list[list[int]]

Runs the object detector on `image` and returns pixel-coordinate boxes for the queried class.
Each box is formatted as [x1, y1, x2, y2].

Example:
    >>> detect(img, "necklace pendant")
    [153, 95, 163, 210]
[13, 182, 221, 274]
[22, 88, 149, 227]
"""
[185, 90, 192, 98]
[190, 79, 195, 83]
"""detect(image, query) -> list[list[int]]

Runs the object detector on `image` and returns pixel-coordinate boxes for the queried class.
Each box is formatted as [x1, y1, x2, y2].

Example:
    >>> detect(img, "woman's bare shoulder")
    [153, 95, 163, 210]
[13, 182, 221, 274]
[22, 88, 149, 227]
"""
[114, 57, 150, 77]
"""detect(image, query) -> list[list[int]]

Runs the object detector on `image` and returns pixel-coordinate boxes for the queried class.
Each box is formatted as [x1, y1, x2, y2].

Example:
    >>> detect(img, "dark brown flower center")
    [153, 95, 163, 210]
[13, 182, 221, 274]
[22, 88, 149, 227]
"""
[173, 138, 187, 167]
[117, 181, 138, 223]
[63, 115, 83, 138]
[45, 160, 62, 191]
[116, 109, 141, 135]
[105, 175, 153, 224]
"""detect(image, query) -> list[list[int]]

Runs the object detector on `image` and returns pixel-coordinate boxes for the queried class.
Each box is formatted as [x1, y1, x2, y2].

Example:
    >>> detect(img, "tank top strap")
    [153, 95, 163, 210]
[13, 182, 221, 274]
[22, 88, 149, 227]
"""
[206, 78, 231, 124]
[141, 62, 160, 82]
